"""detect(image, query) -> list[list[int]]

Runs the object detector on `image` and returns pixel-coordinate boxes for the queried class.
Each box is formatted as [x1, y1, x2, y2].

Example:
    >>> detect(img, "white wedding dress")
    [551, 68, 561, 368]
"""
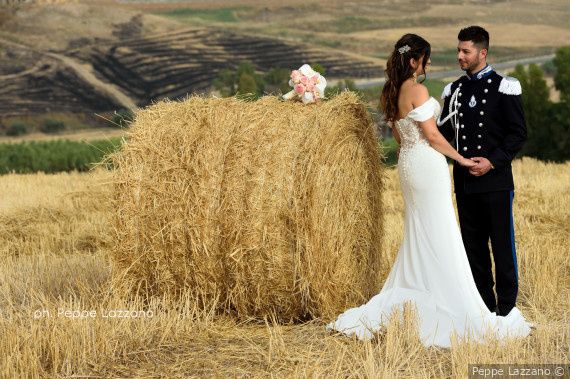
[325, 97, 532, 348]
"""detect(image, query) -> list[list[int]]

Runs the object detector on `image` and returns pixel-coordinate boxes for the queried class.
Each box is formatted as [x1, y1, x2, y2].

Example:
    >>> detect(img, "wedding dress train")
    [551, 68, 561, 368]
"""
[325, 97, 532, 348]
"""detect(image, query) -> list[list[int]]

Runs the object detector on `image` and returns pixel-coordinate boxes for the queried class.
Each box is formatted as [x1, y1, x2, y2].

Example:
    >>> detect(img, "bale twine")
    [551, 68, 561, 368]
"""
[109, 91, 385, 322]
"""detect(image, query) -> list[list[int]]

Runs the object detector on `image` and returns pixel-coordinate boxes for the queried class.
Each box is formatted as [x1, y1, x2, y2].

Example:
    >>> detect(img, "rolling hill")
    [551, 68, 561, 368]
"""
[0, 2, 382, 121]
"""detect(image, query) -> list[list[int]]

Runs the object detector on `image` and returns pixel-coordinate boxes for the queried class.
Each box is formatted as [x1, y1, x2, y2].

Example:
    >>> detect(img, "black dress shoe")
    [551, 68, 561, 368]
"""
[497, 305, 514, 317]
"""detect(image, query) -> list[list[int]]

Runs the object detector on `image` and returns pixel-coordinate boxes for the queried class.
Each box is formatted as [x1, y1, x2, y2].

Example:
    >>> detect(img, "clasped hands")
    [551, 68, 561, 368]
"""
[396, 147, 493, 177]
[466, 156, 493, 176]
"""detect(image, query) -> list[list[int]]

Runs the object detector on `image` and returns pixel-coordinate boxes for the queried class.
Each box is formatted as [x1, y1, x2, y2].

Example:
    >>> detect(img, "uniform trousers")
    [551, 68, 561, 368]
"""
[455, 189, 519, 316]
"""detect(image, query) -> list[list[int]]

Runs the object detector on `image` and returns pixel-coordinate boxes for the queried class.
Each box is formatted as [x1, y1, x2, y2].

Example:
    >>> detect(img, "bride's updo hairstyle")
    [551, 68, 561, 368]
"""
[380, 33, 431, 124]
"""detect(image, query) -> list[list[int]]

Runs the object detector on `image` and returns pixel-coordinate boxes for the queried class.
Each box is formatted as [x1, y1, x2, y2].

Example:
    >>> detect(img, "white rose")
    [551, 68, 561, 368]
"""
[315, 76, 327, 97]
[299, 64, 316, 78]
[302, 91, 314, 104]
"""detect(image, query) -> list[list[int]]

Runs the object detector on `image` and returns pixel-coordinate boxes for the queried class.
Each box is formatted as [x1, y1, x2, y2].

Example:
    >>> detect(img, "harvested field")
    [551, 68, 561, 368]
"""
[0, 158, 568, 376]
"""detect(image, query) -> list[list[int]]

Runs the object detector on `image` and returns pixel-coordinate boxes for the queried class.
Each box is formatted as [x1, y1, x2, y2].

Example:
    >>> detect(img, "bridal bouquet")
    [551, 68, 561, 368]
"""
[282, 64, 327, 104]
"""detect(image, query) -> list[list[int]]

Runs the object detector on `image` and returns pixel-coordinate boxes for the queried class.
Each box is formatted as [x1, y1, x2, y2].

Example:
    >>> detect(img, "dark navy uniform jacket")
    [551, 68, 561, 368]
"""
[437, 66, 527, 194]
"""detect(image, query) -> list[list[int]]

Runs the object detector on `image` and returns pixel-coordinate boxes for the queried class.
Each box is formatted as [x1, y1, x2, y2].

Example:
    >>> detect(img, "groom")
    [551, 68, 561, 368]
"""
[437, 26, 527, 316]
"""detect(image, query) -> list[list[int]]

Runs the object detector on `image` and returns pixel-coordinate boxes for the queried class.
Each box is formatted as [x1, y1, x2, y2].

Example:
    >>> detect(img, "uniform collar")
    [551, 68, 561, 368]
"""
[465, 64, 493, 81]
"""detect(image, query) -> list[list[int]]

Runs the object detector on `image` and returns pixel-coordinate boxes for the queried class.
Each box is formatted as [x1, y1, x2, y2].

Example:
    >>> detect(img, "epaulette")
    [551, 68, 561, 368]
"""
[441, 82, 453, 99]
[498, 75, 522, 95]
[441, 77, 463, 99]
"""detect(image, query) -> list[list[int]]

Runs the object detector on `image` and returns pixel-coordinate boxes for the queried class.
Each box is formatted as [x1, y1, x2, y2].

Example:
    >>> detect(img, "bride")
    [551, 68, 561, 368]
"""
[325, 34, 532, 348]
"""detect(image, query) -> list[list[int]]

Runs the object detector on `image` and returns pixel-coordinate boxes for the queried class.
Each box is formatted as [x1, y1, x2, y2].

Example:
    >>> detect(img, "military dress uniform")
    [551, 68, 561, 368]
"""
[437, 64, 527, 316]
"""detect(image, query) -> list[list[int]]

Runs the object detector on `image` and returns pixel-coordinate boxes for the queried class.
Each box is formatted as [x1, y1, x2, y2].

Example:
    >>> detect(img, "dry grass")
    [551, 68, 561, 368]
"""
[0, 157, 568, 377]
[109, 92, 384, 322]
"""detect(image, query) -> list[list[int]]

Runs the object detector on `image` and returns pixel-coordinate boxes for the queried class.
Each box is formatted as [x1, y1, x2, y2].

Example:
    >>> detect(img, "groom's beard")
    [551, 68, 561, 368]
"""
[459, 58, 482, 74]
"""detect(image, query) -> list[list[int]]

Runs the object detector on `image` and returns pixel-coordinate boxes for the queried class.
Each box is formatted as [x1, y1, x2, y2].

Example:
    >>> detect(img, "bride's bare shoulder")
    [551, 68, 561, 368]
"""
[400, 82, 428, 95]
[408, 83, 430, 107]
[398, 82, 430, 117]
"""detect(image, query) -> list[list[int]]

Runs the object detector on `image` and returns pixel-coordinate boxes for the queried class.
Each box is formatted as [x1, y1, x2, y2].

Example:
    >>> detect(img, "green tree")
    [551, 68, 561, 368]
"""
[113, 108, 134, 128]
[553, 46, 570, 103]
[510, 60, 570, 162]
[510, 64, 551, 158]
[213, 68, 237, 97]
[237, 73, 257, 96]
[264, 67, 291, 94]
[548, 102, 570, 161]
[6, 122, 28, 136]
[548, 46, 570, 161]
[213, 61, 264, 99]
[309, 62, 326, 76]
[40, 119, 65, 134]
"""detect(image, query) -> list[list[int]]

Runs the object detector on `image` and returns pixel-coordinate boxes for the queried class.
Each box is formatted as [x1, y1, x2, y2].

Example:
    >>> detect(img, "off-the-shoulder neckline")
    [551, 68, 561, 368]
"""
[395, 97, 438, 124]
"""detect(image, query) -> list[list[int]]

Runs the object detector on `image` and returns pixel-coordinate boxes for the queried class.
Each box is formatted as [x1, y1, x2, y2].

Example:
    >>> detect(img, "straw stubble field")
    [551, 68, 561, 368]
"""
[0, 158, 568, 377]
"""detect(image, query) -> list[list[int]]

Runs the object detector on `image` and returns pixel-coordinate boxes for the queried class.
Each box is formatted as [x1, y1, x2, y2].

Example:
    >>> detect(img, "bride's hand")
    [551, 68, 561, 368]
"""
[458, 157, 477, 168]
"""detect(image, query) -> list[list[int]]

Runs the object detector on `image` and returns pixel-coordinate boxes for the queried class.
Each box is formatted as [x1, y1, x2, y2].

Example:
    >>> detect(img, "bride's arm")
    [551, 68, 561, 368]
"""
[412, 86, 475, 167]
[421, 119, 474, 167]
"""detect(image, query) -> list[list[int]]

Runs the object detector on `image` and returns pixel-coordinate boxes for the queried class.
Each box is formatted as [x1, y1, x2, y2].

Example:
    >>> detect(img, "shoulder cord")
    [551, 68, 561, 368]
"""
[436, 86, 461, 151]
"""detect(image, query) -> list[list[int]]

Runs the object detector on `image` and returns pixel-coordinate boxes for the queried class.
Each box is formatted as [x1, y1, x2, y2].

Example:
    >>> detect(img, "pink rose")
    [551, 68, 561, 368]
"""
[291, 70, 302, 83]
[306, 83, 315, 92]
[300, 76, 308, 85]
[311, 75, 319, 84]
[294, 84, 306, 95]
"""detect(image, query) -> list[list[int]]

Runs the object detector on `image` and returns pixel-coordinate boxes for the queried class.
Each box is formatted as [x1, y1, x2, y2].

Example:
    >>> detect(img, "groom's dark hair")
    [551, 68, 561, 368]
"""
[458, 26, 489, 51]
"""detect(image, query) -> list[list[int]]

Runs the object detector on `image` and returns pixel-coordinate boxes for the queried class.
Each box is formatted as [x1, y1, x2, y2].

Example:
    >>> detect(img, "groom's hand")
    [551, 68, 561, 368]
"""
[469, 157, 493, 176]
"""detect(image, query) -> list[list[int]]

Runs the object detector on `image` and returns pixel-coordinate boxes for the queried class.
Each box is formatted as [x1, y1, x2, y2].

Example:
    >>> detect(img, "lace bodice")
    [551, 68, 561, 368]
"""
[394, 97, 441, 149]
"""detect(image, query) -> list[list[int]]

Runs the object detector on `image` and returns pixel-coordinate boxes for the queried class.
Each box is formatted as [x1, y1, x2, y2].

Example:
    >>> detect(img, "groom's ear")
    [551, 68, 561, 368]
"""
[479, 48, 488, 59]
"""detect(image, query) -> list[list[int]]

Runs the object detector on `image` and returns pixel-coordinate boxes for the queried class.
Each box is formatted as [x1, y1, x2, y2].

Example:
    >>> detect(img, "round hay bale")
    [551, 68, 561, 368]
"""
[109, 91, 385, 322]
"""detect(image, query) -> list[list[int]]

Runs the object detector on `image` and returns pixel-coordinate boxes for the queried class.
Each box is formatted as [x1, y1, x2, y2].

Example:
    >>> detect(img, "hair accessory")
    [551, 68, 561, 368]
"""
[398, 45, 411, 54]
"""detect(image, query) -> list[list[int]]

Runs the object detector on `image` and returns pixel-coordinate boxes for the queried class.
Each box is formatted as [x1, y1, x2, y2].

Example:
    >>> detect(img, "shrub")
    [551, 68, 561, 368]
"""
[112, 109, 135, 128]
[40, 119, 66, 134]
[264, 67, 291, 94]
[6, 122, 28, 136]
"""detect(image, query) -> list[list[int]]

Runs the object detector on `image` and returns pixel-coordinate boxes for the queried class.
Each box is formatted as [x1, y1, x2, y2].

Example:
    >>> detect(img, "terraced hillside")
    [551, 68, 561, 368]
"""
[0, 1, 384, 121]
[69, 27, 382, 107]
[0, 28, 381, 118]
[0, 42, 122, 118]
